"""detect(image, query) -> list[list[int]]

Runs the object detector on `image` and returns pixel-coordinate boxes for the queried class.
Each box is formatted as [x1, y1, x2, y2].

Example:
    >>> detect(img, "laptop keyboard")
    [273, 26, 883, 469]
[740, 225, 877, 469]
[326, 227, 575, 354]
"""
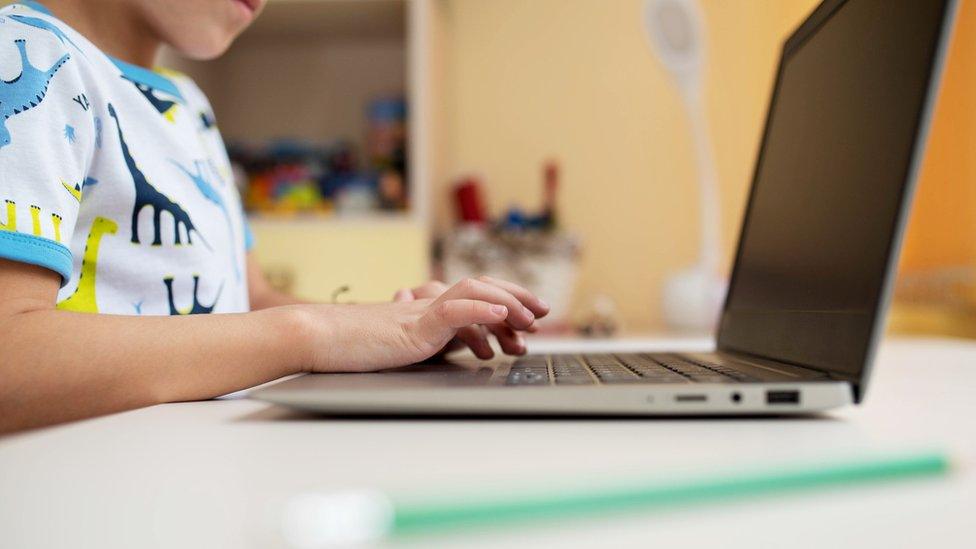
[505, 353, 757, 386]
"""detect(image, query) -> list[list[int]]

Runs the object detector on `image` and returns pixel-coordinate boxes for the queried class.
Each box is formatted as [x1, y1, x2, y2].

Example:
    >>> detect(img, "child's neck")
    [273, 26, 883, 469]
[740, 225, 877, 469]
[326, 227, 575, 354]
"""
[41, 0, 161, 68]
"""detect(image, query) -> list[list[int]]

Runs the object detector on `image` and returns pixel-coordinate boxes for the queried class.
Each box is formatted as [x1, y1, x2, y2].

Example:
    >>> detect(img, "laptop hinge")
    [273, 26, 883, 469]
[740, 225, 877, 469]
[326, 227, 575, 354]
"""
[719, 347, 858, 384]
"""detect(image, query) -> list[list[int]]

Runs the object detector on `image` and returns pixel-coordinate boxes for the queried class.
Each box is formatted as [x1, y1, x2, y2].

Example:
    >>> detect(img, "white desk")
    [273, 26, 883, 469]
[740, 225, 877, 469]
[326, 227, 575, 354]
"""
[1, 337, 974, 549]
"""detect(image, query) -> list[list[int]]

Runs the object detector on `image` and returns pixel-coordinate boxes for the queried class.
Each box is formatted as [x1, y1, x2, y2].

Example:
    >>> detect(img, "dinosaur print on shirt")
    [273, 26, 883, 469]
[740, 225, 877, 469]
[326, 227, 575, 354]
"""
[8, 13, 84, 56]
[107, 103, 203, 247]
[60, 178, 82, 201]
[57, 216, 117, 313]
[164, 275, 222, 315]
[0, 2, 251, 314]
[127, 80, 179, 122]
[0, 199, 16, 231]
[0, 38, 69, 148]
[171, 159, 240, 280]
[0, 199, 61, 241]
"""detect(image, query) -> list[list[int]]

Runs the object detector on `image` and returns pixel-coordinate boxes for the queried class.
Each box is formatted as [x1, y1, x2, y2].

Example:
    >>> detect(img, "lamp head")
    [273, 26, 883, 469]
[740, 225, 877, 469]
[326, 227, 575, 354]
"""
[643, 0, 705, 85]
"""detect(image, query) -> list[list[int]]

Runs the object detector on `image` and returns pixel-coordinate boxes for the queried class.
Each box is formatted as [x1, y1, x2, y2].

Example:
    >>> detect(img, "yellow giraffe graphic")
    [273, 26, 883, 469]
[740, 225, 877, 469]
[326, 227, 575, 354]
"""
[51, 213, 62, 242]
[0, 200, 16, 231]
[61, 178, 82, 202]
[30, 205, 41, 236]
[57, 216, 118, 313]
[0, 201, 63, 241]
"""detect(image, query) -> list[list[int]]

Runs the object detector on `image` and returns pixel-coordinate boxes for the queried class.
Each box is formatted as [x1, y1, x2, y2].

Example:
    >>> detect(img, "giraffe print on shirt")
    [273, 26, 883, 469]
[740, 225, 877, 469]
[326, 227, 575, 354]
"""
[107, 102, 205, 248]
[0, 38, 70, 149]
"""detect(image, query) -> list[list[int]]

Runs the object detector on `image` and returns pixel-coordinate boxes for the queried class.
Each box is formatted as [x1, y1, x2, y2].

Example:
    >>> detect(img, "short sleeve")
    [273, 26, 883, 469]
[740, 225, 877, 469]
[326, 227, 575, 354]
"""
[0, 22, 93, 286]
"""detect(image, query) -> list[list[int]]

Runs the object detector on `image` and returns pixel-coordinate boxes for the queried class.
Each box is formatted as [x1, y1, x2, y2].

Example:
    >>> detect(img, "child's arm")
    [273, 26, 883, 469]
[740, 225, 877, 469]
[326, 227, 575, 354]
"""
[0, 260, 300, 431]
[244, 255, 541, 358]
[0, 259, 546, 432]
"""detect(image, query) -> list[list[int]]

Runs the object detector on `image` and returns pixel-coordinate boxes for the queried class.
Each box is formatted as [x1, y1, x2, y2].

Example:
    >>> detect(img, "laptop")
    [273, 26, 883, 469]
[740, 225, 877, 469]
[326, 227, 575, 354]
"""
[253, 0, 959, 415]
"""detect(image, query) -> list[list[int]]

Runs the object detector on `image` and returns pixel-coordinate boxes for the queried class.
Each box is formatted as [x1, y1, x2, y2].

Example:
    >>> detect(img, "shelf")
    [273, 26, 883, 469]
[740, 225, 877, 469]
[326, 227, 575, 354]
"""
[246, 211, 418, 227]
[159, 0, 445, 294]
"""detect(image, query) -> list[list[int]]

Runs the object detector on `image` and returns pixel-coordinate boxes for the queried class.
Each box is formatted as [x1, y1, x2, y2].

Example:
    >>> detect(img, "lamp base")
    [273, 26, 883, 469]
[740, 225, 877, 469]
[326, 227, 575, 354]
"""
[662, 267, 726, 331]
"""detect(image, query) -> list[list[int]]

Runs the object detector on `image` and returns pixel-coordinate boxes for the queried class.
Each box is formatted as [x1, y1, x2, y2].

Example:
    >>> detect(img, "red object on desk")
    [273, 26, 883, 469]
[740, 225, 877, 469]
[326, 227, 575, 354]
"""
[454, 177, 487, 223]
[541, 160, 559, 229]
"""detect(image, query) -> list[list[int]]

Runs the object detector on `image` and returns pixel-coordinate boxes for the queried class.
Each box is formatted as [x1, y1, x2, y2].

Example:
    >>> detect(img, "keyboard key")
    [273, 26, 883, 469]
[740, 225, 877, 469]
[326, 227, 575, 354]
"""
[507, 359, 552, 385]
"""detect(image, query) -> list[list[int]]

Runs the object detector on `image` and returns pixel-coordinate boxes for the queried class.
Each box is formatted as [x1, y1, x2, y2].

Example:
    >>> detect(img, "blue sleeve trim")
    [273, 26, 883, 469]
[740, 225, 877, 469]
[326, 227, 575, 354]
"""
[243, 216, 255, 251]
[0, 231, 73, 287]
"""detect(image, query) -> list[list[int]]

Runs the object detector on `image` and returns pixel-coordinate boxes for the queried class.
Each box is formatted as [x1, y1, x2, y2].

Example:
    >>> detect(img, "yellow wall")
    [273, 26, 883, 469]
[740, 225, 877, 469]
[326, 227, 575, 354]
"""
[902, 0, 976, 272]
[888, 0, 976, 337]
[436, 0, 818, 330]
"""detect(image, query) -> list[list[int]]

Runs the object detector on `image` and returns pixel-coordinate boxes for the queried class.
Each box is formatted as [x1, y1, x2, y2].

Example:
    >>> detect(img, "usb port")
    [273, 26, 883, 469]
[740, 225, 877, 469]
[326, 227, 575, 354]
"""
[675, 394, 707, 402]
[766, 390, 800, 405]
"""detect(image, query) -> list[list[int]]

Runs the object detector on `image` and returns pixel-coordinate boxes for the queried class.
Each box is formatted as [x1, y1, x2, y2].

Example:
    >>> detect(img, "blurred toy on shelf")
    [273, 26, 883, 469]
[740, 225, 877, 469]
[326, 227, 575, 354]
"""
[453, 176, 488, 223]
[440, 160, 581, 332]
[229, 96, 409, 218]
[368, 97, 408, 211]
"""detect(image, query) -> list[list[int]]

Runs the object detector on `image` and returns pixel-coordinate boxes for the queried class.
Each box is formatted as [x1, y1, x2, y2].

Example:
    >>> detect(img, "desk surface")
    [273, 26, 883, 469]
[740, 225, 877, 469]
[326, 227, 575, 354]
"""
[1, 337, 974, 549]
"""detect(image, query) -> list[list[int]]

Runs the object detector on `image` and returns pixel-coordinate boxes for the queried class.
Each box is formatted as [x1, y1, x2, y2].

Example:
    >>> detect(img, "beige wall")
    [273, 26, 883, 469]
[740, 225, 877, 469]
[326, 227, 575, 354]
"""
[434, 0, 818, 331]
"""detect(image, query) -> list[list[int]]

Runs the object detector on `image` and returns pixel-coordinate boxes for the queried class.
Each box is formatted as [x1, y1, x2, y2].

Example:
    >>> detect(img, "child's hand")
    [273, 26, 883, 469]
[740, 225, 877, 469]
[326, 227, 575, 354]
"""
[393, 277, 548, 360]
[289, 277, 549, 373]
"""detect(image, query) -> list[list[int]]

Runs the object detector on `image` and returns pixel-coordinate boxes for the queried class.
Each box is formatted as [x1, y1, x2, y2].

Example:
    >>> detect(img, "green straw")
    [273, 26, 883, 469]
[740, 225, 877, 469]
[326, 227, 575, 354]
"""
[279, 451, 950, 546]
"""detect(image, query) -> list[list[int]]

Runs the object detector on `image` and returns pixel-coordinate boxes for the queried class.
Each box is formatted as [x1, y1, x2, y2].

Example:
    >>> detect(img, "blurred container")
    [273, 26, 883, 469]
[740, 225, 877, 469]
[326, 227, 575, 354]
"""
[442, 225, 580, 330]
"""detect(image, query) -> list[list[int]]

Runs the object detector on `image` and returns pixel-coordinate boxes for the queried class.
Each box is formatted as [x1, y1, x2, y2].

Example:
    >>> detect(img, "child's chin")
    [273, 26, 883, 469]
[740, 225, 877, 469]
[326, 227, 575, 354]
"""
[173, 37, 236, 61]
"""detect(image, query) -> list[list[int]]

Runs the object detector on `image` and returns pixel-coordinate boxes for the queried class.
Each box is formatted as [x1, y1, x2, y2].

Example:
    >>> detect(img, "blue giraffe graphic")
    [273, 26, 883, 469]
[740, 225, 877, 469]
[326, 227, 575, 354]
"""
[163, 275, 223, 315]
[107, 103, 206, 248]
[9, 14, 85, 56]
[171, 159, 240, 279]
[0, 39, 70, 148]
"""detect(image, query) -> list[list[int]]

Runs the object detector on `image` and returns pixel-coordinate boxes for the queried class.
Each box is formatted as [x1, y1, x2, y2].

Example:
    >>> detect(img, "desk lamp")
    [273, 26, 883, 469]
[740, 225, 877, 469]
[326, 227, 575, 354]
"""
[644, 0, 725, 330]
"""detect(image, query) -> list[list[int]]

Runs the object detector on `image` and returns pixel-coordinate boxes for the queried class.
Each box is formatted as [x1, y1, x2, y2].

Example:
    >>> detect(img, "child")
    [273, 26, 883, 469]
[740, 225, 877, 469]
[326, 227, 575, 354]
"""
[0, 0, 548, 432]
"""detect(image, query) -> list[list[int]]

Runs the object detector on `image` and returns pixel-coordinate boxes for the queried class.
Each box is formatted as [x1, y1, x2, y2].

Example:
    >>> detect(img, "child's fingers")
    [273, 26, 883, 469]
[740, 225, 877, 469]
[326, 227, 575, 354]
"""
[422, 299, 508, 331]
[393, 288, 415, 302]
[410, 280, 449, 299]
[487, 323, 526, 355]
[476, 275, 550, 318]
[455, 325, 495, 360]
[436, 279, 536, 330]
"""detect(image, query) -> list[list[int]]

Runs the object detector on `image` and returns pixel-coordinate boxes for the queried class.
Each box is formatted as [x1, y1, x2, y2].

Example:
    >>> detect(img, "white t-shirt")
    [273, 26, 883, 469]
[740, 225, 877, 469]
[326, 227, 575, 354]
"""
[0, 1, 252, 315]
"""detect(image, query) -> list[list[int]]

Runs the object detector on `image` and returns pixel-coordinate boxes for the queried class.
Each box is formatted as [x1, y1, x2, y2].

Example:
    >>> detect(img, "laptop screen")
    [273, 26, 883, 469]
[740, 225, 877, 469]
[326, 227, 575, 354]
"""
[717, 0, 952, 387]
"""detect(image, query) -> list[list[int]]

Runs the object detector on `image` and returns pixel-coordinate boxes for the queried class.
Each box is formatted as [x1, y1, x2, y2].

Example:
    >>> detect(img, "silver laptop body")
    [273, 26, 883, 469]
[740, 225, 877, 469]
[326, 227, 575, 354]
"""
[253, 0, 959, 416]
